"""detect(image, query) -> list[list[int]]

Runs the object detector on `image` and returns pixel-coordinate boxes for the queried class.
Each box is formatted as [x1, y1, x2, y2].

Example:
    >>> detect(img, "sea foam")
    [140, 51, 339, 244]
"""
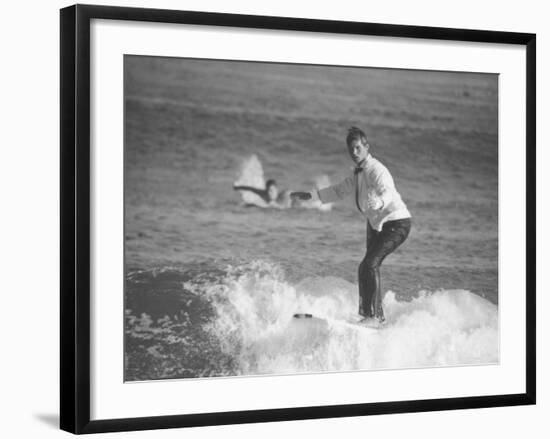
[184, 260, 499, 376]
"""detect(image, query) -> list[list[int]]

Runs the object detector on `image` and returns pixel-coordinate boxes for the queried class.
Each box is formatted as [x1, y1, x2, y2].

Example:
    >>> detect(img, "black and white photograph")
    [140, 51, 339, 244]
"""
[123, 55, 499, 382]
[1, 0, 543, 436]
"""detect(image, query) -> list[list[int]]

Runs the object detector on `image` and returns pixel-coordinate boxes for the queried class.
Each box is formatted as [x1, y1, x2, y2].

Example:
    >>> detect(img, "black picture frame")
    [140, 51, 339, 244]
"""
[60, 3, 536, 435]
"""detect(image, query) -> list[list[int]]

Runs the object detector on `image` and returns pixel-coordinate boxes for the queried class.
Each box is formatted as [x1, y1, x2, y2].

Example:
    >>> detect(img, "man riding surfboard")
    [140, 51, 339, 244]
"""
[291, 127, 412, 324]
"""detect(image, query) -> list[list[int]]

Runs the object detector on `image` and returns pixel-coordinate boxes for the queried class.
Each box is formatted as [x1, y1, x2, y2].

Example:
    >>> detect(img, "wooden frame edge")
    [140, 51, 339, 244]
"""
[60, 4, 536, 434]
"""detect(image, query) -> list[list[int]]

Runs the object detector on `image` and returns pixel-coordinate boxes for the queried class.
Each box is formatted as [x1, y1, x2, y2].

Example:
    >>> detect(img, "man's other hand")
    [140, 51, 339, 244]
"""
[290, 191, 312, 201]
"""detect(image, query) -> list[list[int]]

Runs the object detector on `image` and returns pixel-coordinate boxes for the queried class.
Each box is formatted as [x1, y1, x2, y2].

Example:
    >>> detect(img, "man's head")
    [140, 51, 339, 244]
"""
[346, 126, 369, 165]
[266, 179, 278, 201]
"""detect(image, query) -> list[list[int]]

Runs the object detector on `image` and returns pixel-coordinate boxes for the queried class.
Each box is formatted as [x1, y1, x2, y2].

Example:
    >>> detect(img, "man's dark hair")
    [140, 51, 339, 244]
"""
[266, 179, 277, 189]
[346, 126, 368, 146]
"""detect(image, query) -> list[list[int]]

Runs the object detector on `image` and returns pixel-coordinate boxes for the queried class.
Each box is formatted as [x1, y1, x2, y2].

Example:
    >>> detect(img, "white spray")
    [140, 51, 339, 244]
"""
[185, 260, 498, 376]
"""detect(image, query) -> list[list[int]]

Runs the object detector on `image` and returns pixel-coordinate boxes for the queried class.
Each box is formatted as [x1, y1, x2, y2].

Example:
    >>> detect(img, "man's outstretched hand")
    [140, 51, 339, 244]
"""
[290, 191, 313, 201]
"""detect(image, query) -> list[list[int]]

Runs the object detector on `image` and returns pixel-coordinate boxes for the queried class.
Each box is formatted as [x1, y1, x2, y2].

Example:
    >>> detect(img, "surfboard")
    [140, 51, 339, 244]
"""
[292, 313, 381, 333]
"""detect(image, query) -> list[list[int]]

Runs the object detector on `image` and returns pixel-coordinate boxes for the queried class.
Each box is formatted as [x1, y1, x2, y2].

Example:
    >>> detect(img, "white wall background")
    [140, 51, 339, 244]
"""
[0, 0, 546, 437]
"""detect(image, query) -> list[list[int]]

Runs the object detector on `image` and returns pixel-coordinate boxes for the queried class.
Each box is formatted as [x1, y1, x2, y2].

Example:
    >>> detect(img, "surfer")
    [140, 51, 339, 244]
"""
[290, 127, 411, 324]
[233, 179, 279, 204]
[233, 179, 292, 208]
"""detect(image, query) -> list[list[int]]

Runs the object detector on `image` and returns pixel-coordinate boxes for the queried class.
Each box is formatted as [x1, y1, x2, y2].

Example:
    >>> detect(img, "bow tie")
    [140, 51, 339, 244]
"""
[354, 157, 368, 174]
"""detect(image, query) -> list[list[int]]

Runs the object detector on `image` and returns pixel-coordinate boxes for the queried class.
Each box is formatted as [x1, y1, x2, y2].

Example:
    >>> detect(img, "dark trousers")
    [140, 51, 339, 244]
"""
[358, 218, 411, 320]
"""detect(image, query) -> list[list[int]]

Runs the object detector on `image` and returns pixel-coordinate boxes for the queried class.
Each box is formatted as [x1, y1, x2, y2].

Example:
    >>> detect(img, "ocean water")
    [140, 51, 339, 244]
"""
[124, 56, 498, 381]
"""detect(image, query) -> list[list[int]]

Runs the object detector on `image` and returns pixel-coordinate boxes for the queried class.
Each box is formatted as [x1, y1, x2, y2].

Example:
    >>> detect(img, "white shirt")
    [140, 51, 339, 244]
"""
[317, 154, 411, 231]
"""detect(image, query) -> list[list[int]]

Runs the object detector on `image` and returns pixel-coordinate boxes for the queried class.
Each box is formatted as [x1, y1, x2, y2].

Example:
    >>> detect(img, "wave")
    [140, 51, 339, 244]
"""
[234, 154, 268, 206]
[181, 260, 498, 376]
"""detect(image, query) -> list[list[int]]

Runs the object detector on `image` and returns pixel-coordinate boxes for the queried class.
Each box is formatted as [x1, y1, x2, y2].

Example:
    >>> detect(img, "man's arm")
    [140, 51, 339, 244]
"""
[317, 175, 355, 204]
[290, 175, 355, 204]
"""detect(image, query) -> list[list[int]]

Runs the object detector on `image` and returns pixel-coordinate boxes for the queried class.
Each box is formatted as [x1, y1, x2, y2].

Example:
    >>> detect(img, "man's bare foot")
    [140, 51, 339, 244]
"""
[358, 316, 386, 328]
[357, 316, 380, 328]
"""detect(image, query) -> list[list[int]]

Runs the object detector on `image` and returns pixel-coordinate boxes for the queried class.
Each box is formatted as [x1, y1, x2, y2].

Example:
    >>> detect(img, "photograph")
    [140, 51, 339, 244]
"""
[123, 55, 499, 382]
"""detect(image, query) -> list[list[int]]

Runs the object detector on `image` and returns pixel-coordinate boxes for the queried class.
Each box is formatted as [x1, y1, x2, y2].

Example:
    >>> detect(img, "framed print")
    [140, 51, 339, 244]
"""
[60, 4, 536, 434]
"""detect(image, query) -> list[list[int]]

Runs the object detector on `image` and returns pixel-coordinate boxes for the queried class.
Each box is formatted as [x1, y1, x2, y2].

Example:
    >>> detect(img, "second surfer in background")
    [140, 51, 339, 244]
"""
[233, 179, 291, 208]
[233, 154, 331, 210]
[291, 127, 412, 325]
